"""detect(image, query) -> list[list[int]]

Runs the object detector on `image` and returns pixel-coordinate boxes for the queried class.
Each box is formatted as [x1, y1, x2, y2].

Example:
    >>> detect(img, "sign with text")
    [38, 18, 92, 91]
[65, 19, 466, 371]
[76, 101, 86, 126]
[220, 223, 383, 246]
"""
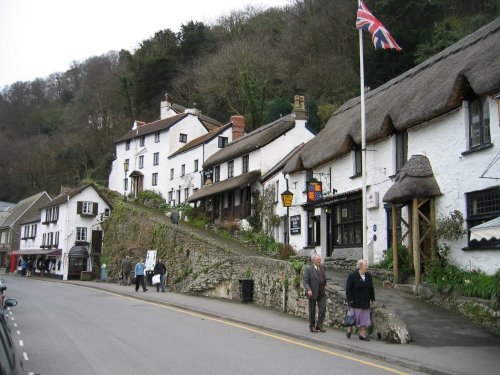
[290, 215, 301, 235]
[203, 168, 213, 185]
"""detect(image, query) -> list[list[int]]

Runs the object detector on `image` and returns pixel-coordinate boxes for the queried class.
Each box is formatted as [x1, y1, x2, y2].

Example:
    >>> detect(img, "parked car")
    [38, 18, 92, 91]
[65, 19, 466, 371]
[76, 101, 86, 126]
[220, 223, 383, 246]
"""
[0, 280, 23, 374]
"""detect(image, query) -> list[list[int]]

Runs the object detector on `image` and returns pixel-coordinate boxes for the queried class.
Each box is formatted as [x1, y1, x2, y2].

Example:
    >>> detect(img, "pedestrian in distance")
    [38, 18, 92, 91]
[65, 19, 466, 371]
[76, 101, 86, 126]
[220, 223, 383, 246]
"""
[21, 258, 27, 276]
[4, 258, 9, 274]
[303, 253, 327, 333]
[121, 255, 131, 286]
[171, 208, 180, 225]
[345, 259, 375, 341]
[153, 258, 167, 292]
[134, 258, 148, 292]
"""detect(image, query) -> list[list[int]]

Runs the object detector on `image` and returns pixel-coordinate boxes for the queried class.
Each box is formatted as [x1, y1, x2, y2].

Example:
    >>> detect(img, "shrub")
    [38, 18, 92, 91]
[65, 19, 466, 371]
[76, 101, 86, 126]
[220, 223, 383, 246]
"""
[374, 245, 414, 278]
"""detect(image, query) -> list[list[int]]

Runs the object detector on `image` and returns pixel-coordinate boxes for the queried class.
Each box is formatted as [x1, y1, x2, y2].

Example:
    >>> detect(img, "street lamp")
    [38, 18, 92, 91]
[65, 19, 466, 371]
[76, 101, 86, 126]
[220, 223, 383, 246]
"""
[123, 161, 129, 200]
[281, 187, 293, 245]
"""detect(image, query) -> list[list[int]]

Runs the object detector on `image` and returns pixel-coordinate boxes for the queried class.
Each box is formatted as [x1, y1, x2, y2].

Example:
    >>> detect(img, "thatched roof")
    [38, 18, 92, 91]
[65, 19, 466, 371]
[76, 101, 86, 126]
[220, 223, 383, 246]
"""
[187, 170, 261, 203]
[204, 115, 296, 168]
[284, 18, 500, 174]
[383, 155, 441, 204]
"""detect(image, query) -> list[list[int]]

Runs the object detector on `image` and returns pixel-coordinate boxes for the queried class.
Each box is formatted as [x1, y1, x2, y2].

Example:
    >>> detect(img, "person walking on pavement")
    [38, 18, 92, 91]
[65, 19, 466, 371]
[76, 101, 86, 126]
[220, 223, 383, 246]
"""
[121, 255, 131, 286]
[134, 258, 148, 292]
[4, 258, 9, 274]
[171, 208, 180, 225]
[303, 253, 327, 333]
[153, 258, 167, 292]
[345, 259, 375, 341]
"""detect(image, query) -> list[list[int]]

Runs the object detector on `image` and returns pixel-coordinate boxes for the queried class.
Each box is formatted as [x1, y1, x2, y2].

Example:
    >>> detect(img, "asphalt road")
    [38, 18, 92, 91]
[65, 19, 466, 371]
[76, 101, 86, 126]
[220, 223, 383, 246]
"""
[5, 277, 423, 375]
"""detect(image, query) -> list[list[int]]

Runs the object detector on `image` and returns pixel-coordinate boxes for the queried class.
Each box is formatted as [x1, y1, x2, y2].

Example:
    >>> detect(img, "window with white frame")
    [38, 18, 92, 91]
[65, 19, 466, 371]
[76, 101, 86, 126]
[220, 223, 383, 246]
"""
[126, 140, 130, 150]
[153, 152, 159, 166]
[82, 202, 94, 215]
[124, 178, 128, 191]
[194, 159, 199, 172]
[242, 155, 249, 173]
[152, 173, 158, 186]
[170, 168, 174, 180]
[55, 231, 59, 246]
[181, 164, 185, 176]
[31, 224, 36, 238]
[184, 188, 189, 200]
[228, 160, 234, 178]
[140, 136, 145, 147]
[23, 226, 29, 239]
[139, 155, 144, 169]
[468, 96, 491, 150]
[76, 227, 87, 242]
[155, 131, 160, 143]
[179, 133, 187, 143]
[168, 191, 173, 203]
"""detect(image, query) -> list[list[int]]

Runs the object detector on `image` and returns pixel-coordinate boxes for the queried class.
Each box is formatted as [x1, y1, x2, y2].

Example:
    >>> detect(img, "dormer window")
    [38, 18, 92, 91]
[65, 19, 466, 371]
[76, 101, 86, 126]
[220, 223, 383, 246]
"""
[179, 133, 187, 143]
[126, 140, 130, 150]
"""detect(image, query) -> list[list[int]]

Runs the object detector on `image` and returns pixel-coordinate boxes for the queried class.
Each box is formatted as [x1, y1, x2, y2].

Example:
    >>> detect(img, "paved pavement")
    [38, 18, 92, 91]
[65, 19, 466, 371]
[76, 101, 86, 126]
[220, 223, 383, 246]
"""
[7, 272, 499, 375]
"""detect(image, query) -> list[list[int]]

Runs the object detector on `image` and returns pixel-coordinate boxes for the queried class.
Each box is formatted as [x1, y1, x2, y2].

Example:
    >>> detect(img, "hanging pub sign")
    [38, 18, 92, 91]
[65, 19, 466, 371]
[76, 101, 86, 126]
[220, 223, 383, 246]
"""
[306, 180, 323, 203]
[204, 168, 214, 185]
[290, 215, 301, 235]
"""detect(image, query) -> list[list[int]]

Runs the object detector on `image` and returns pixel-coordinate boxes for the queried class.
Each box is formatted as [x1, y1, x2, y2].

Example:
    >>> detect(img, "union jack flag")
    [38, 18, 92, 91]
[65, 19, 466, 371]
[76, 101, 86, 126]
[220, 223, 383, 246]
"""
[307, 181, 322, 203]
[356, 1, 401, 52]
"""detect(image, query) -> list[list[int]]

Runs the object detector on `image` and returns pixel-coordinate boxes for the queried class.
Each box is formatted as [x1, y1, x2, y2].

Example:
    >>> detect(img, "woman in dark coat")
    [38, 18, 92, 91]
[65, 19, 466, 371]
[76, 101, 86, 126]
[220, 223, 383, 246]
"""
[345, 259, 375, 341]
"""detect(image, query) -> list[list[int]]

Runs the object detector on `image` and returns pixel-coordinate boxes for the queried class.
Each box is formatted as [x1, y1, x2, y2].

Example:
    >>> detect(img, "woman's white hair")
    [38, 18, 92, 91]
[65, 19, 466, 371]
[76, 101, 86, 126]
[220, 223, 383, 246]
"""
[357, 259, 368, 268]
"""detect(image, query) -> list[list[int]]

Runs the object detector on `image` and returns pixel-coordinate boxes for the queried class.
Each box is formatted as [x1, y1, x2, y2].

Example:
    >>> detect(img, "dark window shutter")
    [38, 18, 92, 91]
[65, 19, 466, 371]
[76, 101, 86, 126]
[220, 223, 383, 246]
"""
[93, 203, 98, 216]
[77, 201, 82, 214]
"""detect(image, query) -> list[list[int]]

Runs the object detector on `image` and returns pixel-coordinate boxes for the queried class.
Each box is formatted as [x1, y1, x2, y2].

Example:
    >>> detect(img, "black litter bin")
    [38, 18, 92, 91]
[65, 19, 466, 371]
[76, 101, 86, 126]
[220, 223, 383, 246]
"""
[145, 270, 154, 286]
[239, 278, 254, 303]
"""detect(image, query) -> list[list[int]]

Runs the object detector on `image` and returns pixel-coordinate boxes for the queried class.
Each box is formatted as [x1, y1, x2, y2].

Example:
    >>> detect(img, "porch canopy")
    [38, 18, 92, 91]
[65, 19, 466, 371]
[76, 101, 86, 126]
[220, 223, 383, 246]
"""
[10, 248, 62, 256]
[470, 217, 500, 241]
[187, 170, 261, 203]
[69, 246, 89, 257]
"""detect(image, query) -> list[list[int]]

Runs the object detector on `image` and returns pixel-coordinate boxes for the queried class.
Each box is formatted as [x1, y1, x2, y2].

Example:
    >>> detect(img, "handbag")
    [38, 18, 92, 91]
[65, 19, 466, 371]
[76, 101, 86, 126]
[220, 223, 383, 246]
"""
[152, 274, 161, 285]
[343, 308, 357, 327]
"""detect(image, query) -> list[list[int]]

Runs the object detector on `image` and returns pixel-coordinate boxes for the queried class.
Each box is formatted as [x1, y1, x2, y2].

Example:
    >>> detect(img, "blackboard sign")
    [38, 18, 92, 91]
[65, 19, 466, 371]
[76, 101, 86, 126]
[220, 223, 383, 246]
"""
[204, 168, 213, 185]
[290, 215, 301, 235]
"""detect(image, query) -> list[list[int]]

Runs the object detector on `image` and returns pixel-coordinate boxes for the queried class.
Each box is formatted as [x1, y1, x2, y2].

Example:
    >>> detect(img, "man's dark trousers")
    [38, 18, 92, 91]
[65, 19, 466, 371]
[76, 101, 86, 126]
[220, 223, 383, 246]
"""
[308, 290, 326, 329]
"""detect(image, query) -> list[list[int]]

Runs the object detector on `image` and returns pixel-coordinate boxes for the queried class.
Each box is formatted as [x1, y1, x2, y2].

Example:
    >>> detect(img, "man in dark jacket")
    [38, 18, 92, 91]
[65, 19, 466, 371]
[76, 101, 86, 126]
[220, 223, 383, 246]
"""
[121, 256, 131, 286]
[303, 254, 327, 333]
[153, 258, 167, 292]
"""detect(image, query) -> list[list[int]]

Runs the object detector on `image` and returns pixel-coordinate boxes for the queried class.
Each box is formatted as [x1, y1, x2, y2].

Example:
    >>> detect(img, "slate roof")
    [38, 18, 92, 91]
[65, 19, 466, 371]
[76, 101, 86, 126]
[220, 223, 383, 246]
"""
[187, 170, 261, 203]
[204, 115, 296, 168]
[283, 18, 500, 173]
[0, 192, 50, 229]
[168, 123, 232, 158]
[40, 183, 112, 209]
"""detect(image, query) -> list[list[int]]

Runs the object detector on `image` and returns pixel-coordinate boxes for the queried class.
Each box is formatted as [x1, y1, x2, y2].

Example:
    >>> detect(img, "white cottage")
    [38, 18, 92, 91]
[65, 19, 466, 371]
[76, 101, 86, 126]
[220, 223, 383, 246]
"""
[188, 95, 317, 223]
[282, 19, 500, 276]
[36, 184, 112, 280]
[108, 95, 223, 200]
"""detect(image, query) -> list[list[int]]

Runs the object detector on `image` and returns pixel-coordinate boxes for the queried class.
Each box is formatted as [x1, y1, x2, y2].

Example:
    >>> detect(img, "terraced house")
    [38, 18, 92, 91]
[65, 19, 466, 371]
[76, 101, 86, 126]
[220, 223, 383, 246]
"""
[276, 19, 500, 277]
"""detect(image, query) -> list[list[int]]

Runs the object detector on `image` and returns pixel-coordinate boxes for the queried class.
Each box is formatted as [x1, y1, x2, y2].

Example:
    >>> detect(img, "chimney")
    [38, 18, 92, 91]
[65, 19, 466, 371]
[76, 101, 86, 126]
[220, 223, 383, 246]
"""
[60, 186, 73, 195]
[292, 95, 307, 120]
[160, 93, 174, 119]
[231, 115, 246, 141]
[132, 120, 145, 130]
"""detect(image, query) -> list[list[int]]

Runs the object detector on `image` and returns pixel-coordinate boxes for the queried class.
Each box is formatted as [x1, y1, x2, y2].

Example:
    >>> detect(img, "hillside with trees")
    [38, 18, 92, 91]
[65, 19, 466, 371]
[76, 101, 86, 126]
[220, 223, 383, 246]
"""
[0, 0, 497, 202]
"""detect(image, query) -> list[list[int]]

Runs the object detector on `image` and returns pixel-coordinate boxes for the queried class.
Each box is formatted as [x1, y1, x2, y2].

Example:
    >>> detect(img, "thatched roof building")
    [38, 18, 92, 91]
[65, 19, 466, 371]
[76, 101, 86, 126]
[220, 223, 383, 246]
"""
[383, 155, 442, 204]
[284, 18, 500, 174]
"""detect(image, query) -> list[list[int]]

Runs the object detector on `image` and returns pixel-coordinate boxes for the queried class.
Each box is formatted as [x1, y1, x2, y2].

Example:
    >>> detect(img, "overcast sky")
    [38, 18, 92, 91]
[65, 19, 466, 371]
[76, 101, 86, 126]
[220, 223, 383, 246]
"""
[0, 0, 290, 88]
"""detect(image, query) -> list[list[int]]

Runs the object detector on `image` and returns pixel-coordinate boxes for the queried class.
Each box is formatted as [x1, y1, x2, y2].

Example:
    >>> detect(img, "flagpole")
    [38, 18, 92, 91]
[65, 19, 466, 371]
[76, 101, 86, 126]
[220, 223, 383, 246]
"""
[358, 0, 368, 262]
